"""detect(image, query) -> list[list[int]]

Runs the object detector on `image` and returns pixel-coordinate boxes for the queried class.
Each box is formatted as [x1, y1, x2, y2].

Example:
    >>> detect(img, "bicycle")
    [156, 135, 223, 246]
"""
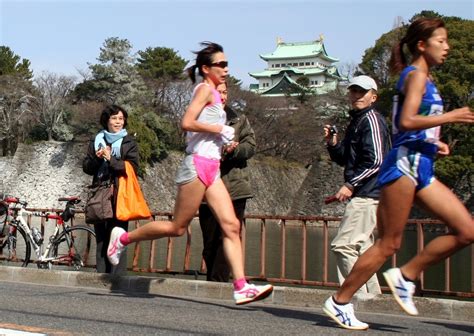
[0, 195, 97, 271]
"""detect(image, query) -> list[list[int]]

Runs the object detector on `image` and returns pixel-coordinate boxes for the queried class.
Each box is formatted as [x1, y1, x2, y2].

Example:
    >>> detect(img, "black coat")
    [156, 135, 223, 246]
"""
[220, 106, 256, 200]
[83, 134, 139, 207]
[327, 106, 390, 199]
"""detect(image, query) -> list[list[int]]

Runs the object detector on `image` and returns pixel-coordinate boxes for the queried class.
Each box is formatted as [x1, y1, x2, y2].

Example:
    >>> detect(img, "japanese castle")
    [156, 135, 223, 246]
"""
[249, 36, 345, 96]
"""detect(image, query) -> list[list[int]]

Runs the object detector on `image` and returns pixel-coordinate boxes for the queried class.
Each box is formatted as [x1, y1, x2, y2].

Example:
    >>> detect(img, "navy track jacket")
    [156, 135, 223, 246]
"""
[327, 106, 391, 199]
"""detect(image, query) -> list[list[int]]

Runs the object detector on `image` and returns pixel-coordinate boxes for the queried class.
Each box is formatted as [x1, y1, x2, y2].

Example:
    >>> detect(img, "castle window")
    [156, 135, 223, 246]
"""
[305, 62, 310, 66]
[299, 62, 304, 66]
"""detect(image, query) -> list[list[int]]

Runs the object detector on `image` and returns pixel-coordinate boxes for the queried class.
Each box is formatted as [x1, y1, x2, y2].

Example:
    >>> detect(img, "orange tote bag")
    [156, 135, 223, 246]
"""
[116, 161, 152, 221]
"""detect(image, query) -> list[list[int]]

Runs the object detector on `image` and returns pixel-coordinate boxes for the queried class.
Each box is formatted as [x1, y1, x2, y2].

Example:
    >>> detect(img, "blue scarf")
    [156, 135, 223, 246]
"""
[94, 129, 127, 159]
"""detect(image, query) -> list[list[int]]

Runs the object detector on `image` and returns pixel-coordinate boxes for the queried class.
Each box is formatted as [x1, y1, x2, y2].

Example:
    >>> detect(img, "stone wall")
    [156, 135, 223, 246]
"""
[0, 141, 336, 215]
[3, 141, 468, 216]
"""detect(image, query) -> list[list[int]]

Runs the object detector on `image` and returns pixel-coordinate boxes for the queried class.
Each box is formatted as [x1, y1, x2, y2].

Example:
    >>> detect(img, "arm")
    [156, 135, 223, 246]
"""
[324, 125, 346, 166]
[400, 70, 473, 131]
[326, 139, 346, 166]
[225, 116, 256, 161]
[82, 140, 103, 176]
[347, 115, 386, 189]
[108, 137, 139, 175]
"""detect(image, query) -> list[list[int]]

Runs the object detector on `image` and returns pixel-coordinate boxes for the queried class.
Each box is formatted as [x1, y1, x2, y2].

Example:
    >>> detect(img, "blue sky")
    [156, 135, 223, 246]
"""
[1, 0, 473, 88]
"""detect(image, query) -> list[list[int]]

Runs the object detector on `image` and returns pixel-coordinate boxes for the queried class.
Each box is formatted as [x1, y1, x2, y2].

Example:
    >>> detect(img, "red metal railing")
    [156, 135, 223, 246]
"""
[128, 212, 473, 298]
[21, 209, 473, 298]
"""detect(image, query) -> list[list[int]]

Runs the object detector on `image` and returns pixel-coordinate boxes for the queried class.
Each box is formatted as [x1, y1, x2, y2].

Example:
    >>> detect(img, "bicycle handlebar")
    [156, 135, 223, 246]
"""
[58, 196, 81, 204]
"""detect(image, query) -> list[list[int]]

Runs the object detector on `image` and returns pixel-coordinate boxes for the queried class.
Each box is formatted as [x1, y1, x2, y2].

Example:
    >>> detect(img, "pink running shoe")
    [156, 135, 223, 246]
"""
[107, 227, 126, 266]
[234, 283, 273, 305]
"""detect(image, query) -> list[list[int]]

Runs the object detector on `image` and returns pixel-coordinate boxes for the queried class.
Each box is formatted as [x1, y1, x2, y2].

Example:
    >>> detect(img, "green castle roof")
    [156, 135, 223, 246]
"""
[249, 66, 327, 78]
[260, 40, 339, 62]
[256, 73, 339, 96]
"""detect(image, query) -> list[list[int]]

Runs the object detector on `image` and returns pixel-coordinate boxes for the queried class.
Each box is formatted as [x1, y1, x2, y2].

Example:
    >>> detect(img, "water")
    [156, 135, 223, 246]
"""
[127, 218, 473, 293]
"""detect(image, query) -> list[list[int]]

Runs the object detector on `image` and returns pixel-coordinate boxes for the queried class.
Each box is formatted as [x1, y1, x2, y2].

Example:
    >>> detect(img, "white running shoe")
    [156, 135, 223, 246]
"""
[107, 227, 126, 266]
[383, 268, 418, 315]
[234, 283, 273, 305]
[323, 296, 369, 330]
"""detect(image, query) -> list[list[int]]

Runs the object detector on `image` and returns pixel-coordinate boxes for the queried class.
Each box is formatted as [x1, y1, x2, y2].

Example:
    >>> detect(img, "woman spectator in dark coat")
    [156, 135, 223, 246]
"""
[83, 104, 139, 274]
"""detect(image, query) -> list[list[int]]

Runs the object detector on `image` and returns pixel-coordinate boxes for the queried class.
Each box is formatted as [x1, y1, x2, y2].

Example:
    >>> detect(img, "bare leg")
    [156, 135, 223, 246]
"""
[127, 179, 206, 242]
[334, 176, 415, 303]
[401, 180, 474, 280]
[205, 179, 245, 280]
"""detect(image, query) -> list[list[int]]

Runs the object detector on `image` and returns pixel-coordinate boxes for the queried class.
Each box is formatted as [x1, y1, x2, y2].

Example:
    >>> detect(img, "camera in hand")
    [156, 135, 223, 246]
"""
[329, 125, 338, 136]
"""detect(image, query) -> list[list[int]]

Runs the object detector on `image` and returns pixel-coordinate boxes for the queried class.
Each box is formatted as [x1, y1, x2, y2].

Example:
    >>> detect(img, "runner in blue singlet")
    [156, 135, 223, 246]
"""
[324, 17, 474, 331]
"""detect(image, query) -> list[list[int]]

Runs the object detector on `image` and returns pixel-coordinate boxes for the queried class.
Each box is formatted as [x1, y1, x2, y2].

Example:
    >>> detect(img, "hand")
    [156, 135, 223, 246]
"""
[223, 141, 239, 154]
[436, 141, 450, 156]
[101, 146, 112, 161]
[448, 107, 474, 124]
[95, 149, 104, 158]
[335, 185, 353, 202]
[323, 125, 337, 145]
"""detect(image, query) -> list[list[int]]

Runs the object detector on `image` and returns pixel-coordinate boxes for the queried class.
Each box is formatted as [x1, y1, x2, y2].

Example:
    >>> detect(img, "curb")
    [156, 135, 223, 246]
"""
[0, 266, 472, 323]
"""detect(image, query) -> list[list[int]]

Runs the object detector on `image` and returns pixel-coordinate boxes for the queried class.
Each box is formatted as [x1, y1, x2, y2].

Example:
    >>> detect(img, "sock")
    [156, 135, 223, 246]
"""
[119, 232, 130, 246]
[332, 296, 348, 306]
[233, 277, 247, 291]
[400, 270, 415, 283]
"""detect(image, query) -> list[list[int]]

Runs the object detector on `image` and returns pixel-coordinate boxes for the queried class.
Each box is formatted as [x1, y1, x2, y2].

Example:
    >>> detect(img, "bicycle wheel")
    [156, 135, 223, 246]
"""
[48, 225, 96, 271]
[0, 225, 31, 267]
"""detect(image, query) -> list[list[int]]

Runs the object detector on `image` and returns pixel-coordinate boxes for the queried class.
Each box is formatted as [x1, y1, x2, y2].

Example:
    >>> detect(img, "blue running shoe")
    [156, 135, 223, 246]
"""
[323, 296, 369, 330]
[383, 268, 418, 315]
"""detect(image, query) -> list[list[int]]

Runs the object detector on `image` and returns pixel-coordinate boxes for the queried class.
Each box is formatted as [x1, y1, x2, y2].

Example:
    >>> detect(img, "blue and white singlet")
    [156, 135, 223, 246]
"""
[377, 66, 444, 190]
[391, 65, 444, 155]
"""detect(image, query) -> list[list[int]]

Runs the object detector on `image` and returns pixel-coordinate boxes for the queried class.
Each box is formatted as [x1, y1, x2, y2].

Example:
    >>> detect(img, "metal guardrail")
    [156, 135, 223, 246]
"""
[23, 209, 474, 298]
[129, 212, 474, 299]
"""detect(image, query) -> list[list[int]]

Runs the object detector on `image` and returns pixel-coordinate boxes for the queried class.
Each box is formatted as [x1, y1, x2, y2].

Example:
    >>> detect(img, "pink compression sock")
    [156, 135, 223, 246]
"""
[119, 232, 131, 246]
[233, 277, 247, 291]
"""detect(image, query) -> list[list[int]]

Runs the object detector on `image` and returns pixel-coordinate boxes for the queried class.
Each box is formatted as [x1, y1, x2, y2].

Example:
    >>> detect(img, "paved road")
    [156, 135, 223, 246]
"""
[0, 281, 472, 335]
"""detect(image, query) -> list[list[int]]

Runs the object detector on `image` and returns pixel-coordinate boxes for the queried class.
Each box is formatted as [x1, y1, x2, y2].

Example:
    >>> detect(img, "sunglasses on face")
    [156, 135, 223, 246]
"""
[210, 61, 228, 68]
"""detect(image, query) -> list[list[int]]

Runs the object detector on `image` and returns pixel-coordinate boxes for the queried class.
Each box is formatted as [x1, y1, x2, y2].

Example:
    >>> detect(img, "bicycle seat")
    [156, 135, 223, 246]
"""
[4, 196, 20, 203]
[58, 196, 81, 203]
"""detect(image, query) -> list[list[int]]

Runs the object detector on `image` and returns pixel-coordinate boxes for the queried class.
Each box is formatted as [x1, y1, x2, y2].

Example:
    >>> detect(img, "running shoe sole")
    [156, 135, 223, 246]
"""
[322, 306, 369, 331]
[235, 284, 273, 305]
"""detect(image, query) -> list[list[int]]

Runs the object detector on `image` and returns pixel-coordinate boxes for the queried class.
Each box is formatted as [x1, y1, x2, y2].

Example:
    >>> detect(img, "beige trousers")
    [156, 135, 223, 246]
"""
[331, 197, 381, 295]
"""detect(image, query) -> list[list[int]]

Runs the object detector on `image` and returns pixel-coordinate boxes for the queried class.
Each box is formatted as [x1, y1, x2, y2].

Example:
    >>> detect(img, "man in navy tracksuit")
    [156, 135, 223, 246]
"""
[324, 75, 390, 296]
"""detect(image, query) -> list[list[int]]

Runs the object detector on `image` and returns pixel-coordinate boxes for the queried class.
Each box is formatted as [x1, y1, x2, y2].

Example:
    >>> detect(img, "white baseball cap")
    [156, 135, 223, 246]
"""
[348, 75, 378, 91]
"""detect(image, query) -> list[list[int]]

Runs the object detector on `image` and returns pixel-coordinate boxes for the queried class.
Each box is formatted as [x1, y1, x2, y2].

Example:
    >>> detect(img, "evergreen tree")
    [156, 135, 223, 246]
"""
[75, 37, 148, 112]
[136, 47, 187, 80]
[0, 46, 33, 79]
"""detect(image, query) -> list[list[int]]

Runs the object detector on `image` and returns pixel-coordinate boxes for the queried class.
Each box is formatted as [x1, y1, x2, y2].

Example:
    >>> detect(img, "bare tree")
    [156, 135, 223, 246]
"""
[338, 61, 360, 80]
[139, 77, 192, 137]
[33, 72, 76, 140]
